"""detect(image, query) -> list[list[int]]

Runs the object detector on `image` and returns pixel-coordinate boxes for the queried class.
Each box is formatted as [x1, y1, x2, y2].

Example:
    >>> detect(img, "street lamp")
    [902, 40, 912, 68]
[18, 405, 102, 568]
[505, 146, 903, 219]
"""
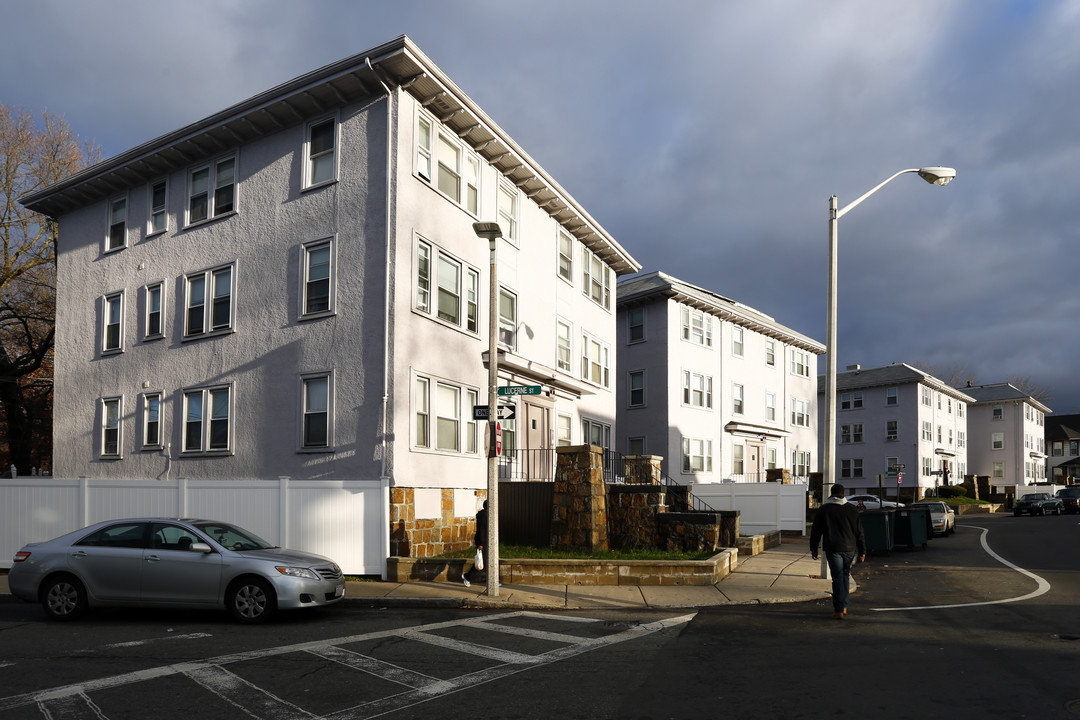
[822, 166, 955, 577]
[473, 220, 503, 597]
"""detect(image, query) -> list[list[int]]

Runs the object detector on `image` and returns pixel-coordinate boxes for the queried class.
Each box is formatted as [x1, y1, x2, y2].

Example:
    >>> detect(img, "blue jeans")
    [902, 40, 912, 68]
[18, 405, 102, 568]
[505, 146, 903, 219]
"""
[826, 551, 856, 613]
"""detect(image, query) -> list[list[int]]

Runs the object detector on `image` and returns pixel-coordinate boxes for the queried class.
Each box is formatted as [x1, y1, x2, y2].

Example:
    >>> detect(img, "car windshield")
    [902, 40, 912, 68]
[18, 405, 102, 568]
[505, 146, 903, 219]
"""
[1057, 488, 1080, 497]
[1020, 494, 1048, 501]
[192, 521, 275, 551]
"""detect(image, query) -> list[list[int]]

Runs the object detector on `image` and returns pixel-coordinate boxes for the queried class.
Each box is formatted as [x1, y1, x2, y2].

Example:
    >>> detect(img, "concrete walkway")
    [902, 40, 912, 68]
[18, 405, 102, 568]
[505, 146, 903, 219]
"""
[0, 537, 832, 611]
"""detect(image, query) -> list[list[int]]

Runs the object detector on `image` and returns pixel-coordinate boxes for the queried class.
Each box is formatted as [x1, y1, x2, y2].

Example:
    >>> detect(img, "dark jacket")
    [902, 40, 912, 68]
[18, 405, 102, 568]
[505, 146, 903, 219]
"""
[474, 507, 488, 548]
[810, 497, 866, 556]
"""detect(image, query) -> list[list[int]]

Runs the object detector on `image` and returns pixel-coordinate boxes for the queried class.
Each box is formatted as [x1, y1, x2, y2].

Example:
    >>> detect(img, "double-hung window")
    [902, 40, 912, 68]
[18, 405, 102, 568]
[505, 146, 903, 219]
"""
[790, 350, 809, 377]
[413, 374, 479, 454]
[300, 373, 333, 450]
[305, 118, 336, 187]
[681, 306, 712, 346]
[437, 383, 462, 452]
[682, 437, 713, 474]
[416, 113, 480, 214]
[185, 264, 234, 338]
[922, 421, 933, 441]
[581, 332, 610, 388]
[498, 182, 518, 242]
[415, 239, 480, 333]
[682, 371, 712, 409]
[628, 306, 645, 342]
[766, 340, 775, 366]
[183, 386, 231, 453]
[992, 432, 1004, 450]
[629, 371, 645, 407]
[149, 180, 167, 235]
[302, 239, 334, 316]
[557, 320, 572, 372]
[886, 420, 898, 441]
[103, 292, 124, 353]
[766, 392, 777, 422]
[107, 196, 127, 252]
[101, 397, 122, 457]
[144, 282, 164, 340]
[498, 288, 517, 348]
[733, 384, 744, 414]
[790, 398, 809, 427]
[583, 247, 611, 309]
[188, 156, 236, 224]
[142, 393, 162, 449]
[886, 387, 898, 405]
[732, 327, 744, 357]
[437, 134, 461, 201]
[558, 231, 574, 282]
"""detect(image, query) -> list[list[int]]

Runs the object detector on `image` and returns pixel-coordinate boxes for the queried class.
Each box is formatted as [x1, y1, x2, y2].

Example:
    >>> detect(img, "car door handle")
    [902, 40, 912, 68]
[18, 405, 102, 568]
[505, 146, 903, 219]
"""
[145, 555, 162, 562]
[71, 551, 86, 559]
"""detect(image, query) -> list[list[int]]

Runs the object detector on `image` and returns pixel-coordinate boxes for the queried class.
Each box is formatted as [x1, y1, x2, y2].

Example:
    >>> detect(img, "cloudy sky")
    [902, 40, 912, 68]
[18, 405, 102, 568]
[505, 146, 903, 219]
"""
[4, 1, 1078, 410]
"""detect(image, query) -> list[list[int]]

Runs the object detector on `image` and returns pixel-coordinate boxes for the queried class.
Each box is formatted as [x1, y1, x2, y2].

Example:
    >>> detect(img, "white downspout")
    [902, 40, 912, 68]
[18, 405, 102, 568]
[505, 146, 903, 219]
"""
[368, 57, 395, 580]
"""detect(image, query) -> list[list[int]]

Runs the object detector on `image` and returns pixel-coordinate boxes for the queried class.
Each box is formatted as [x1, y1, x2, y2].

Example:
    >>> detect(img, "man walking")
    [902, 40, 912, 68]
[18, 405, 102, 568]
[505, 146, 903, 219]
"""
[810, 483, 866, 619]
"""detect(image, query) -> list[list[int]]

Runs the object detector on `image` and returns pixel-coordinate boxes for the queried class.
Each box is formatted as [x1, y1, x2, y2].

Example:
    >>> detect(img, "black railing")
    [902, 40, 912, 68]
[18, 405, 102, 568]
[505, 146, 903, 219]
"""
[497, 448, 556, 481]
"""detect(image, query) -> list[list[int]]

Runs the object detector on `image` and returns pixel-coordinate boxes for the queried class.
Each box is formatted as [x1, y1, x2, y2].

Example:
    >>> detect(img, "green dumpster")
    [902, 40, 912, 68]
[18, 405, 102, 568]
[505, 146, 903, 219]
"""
[860, 509, 893, 553]
[894, 507, 929, 549]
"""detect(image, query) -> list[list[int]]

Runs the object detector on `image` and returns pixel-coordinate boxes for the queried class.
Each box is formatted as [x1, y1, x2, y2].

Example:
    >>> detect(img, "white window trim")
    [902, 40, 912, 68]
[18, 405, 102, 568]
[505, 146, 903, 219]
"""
[143, 281, 166, 341]
[557, 230, 574, 285]
[102, 291, 125, 355]
[148, 179, 168, 237]
[141, 391, 163, 450]
[733, 383, 744, 415]
[299, 371, 335, 452]
[411, 371, 480, 456]
[498, 286, 517, 350]
[415, 110, 481, 216]
[581, 331, 611, 389]
[414, 237, 481, 335]
[582, 245, 612, 310]
[101, 396, 123, 458]
[303, 115, 338, 190]
[185, 154, 237, 227]
[732, 327, 744, 357]
[106, 195, 128, 253]
[183, 262, 236, 340]
[556, 318, 573, 373]
[181, 384, 233, 455]
[681, 437, 713, 475]
[300, 238, 336, 319]
[497, 180, 519, 244]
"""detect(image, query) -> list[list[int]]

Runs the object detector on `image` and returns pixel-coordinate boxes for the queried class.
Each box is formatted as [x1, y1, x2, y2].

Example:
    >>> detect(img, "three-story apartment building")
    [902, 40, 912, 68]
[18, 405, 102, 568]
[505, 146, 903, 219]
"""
[963, 383, 1050, 491]
[20, 36, 639, 558]
[817, 363, 974, 499]
[616, 272, 823, 483]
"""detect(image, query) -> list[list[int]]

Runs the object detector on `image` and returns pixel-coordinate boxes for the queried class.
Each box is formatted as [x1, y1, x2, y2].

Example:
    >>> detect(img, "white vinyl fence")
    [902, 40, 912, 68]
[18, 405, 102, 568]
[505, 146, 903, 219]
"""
[692, 482, 809, 535]
[0, 476, 388, 575]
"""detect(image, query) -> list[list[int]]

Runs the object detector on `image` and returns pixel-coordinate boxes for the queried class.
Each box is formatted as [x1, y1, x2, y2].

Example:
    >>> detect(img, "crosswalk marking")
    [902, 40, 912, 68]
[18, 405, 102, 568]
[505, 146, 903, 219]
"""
[1, 611, 696, 719]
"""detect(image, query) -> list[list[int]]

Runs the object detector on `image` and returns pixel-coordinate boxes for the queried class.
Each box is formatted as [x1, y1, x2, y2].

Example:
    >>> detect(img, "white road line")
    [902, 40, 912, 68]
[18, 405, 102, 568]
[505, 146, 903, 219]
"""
[102, 632, 212, 649]
[398, 629, 540, 665]
[871, 524, 1052, 612]
[183, 664, 316, 719]
[306, 645, 446, 691]
[0, 611, 696, 717]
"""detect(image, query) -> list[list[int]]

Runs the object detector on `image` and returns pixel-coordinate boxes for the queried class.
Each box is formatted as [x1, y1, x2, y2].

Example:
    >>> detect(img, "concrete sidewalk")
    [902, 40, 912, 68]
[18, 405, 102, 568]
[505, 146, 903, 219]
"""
[0, 537, 832, 611]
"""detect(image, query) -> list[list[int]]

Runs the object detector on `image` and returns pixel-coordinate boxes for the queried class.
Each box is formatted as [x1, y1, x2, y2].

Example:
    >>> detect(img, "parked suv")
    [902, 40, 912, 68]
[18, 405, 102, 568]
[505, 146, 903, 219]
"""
[1013, 492, 1064, 516]
[1055, 486, 1080, 514]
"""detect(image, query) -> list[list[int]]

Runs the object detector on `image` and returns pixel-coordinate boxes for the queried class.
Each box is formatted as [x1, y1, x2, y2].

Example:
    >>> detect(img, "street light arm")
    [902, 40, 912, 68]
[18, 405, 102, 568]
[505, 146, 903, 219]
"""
[835, 169, 920, 220]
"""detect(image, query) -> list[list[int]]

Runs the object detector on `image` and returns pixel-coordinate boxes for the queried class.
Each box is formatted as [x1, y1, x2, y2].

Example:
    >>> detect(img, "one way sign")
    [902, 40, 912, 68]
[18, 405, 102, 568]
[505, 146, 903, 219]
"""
[473, 405, 515, 420]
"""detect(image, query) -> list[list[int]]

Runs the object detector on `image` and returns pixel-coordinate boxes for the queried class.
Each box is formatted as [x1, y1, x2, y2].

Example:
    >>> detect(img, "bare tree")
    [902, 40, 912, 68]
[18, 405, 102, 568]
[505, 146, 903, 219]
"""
[911, 360, 978, 389]
[0, 105, 100, 472]
[1006, 376, 1052, 405]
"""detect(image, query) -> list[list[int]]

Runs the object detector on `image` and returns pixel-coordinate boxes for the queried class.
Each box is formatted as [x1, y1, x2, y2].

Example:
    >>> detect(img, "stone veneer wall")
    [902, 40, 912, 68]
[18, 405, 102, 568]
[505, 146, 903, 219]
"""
[550, 445, 608, 551]
[390, 487, 485, 558]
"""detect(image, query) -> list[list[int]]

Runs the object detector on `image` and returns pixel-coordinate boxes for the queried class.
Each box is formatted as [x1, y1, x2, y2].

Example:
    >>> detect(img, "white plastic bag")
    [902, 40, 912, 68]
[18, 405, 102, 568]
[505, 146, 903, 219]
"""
[474, 548, 484, 571]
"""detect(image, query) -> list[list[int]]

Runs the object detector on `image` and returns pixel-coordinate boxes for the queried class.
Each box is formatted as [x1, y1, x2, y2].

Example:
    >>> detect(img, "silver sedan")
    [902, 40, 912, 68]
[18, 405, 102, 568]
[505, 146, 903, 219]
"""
[8, 518, 345, 623]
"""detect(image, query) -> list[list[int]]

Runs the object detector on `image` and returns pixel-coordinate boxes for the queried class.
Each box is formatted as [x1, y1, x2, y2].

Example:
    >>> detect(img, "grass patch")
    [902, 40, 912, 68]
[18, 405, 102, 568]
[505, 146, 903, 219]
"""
[436, 544, 717, 561]
[920, 496, 992, 506]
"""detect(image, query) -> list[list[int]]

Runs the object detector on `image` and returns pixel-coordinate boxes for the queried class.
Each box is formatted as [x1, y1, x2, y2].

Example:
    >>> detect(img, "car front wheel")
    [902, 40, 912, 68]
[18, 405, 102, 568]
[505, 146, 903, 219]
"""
[226, 577, 276, 624]
[41, 574, 87, 621]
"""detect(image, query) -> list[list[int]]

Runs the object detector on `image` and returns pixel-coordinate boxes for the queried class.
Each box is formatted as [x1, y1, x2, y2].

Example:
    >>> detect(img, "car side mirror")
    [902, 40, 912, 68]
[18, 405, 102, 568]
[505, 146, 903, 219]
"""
[190, 542, 213, 554]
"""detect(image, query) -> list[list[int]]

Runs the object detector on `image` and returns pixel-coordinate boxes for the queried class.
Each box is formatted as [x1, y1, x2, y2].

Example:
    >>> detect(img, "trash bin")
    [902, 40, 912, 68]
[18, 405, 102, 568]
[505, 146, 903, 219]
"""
[860, 510, 893, 553]
[894, 508, 929, 549]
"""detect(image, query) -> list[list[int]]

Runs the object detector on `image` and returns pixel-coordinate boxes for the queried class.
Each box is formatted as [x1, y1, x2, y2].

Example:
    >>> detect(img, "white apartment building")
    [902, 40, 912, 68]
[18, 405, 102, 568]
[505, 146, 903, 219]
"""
[616, 272, 824, 483]
[20, 36, 639, 558]
[963, 383, 1050, 491]
[817, 363, 974, 499]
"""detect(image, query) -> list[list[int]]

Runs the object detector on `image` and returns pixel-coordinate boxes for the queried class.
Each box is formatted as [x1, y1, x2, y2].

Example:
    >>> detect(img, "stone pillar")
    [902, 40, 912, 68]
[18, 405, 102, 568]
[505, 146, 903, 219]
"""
[623, 455, 663, 485]
[551, 445, 608, 552]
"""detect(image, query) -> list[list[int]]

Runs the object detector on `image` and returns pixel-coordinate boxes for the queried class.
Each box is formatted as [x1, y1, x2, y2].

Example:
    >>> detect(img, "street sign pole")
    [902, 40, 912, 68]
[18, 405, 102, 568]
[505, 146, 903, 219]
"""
[485, 236, 500, 597]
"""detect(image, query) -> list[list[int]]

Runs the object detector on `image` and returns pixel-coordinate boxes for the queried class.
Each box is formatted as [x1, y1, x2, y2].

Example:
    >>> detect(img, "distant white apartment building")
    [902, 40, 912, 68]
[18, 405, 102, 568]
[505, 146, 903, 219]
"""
[1046, 413, 1080, 482]
[963, 383, 1050, 491]
[817, 364, 974, 499]
[20, 36, 639, 562]
[616, 272, 824, 483]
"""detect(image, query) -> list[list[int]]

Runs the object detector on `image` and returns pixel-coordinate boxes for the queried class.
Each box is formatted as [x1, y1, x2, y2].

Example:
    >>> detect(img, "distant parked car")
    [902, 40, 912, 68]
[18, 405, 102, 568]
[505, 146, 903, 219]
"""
[909, 501, 956, 536]
[848, 494, 904, 510]
[1013, 493, 1064, 517]
[8, 518, 345, 623]
[1054, 487, 1080, 514]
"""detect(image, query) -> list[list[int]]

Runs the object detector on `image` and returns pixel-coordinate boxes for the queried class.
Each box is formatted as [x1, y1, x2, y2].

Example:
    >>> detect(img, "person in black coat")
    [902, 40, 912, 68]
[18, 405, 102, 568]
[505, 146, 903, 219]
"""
[462, 500, 487, 587]
[810, 483, 866, 618]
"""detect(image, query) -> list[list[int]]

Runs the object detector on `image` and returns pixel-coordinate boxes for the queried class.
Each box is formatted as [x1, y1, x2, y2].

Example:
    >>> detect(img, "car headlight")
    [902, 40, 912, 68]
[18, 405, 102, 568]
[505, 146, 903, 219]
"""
[275, 566, 320, 580]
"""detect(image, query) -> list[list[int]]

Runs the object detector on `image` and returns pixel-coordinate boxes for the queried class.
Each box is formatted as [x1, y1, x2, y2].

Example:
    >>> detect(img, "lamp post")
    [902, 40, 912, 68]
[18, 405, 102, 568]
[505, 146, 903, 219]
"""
[472, 221, 503, 597]
[822, 167, 955, 577]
